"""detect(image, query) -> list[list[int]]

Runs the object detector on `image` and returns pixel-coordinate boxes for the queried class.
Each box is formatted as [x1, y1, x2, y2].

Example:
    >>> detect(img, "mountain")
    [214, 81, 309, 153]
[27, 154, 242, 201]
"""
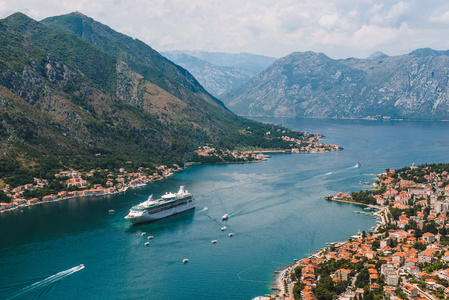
[162, 50, 277, 74]
[221, 49, 449, 120]
[161, 52, 254, 97]
[0, 12, 300, 181]
[161, 51, 277, 97]
[367, 51, 388, 60]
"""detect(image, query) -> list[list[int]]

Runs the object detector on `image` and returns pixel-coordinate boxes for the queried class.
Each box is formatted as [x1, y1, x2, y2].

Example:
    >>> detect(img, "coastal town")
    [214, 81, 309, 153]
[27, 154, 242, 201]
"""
[0, 135, 341, 213]
[0, 164, 185, 212]
[195, 132, 342, 163]
[257, 163, 449, 300]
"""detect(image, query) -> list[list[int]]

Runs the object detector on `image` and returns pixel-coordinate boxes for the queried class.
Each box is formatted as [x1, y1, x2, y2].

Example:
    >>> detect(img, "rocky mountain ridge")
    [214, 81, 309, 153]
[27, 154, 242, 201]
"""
[161, 51, 276, 97]
[221, 49, 449, 120]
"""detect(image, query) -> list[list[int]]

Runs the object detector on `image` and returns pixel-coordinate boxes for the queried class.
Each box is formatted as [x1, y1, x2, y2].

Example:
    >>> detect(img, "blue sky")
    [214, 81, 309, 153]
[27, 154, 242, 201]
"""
[2, 0, 449, 59]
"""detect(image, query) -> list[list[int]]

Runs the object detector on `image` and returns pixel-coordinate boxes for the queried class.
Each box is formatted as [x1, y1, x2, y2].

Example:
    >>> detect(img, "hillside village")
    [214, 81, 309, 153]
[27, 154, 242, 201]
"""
[0, 164, 183, 212]
[0, 141, 341, 212]
[258, 163, 449, 300]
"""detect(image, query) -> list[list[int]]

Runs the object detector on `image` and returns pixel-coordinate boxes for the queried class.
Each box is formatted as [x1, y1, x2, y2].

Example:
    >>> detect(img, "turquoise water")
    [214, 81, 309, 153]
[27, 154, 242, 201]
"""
[1, 118, 449, 299]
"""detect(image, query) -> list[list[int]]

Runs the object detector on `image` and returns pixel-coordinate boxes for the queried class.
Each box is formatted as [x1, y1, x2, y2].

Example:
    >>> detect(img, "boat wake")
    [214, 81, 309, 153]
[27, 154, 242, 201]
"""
[7, 265, 85, 299]
[228, 210, 241, 217]
[323, 172, 332, 176]
[237, 264, 283, 283]
[350, 162, 361, 169]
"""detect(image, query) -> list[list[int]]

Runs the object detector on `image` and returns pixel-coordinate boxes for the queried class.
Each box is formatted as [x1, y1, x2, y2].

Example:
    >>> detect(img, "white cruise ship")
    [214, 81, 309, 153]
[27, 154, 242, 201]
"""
[125, 186, 194, 225]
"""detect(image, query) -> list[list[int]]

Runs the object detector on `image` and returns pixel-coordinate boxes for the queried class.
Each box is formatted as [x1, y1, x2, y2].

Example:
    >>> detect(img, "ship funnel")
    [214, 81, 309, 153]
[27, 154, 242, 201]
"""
[177, 186, 186, 195]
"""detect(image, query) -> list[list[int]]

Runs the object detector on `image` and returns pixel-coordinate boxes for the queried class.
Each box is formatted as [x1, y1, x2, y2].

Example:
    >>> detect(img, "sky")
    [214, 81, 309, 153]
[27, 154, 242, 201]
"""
[1, 0, 449, 59]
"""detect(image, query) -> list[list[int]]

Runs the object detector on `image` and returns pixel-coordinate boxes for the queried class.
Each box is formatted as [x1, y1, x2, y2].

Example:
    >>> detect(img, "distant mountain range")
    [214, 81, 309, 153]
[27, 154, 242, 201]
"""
[162, 51, 276, 97]
[220, 49, 449, 120]
[0, 12, 293, 174]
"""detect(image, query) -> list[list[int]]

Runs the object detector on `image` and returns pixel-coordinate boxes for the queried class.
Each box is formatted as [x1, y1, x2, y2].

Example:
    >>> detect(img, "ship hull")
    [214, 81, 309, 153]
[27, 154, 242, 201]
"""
[126, 200, 195, 225]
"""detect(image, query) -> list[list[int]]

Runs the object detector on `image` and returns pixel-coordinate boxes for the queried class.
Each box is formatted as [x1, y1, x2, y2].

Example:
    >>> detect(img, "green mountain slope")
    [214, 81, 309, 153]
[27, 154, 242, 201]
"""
[221, 50, 449, 120]
[0, 12, 305, 183]
[41, 12, 222, 107]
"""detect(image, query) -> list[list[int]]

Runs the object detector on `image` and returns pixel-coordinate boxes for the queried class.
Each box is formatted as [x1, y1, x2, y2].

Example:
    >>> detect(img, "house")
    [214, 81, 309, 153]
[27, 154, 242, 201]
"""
[13, 198, 27, 205]
[418, 250, 435, 264]
[334, 269, 351, 281]
[408, 187, 426, 195]
[0, 202, 17, 211]
[370, 282, 380, 291]
[403, 284, 418, 298]
[407, 265, 420, 275]
[385, 270, 399, 286]
[335, 192, 351, 200]
[58, 191, 69, 199]
[425, 278, 437, 289]
[443, 251, 449, 262]
[365, 250, 376, 259]
[380, 238, 392, 249]
[422, 233, 436, 244]
[28, 198, 39, 204]
[66, 177, 88, 189]
[392, 252, 405, 263]
[42, 194, 58, 202]
[404, 257, 419, 268]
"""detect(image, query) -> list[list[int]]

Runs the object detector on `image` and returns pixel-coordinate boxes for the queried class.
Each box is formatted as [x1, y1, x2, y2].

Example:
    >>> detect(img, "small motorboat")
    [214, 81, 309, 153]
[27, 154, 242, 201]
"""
[145, 242, 150, 246]
[228, 233, 233, 237]
[141, 232, 146, 236]
[183, 259, 189, 263]
[147, 236, 154, 240]
[108, 210, 115, 214]
[211, 240, 218, 244]
[355, 162, 361, 168]
[222, 214, 229, 220]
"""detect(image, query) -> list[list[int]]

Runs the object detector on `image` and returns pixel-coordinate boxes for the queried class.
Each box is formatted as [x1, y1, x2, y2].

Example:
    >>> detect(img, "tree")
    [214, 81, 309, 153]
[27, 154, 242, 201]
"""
[355, 268, 369, 288]
[314, 286, 334, 300]
[0, 190, 10, 203]
[371, 240, 380, 250]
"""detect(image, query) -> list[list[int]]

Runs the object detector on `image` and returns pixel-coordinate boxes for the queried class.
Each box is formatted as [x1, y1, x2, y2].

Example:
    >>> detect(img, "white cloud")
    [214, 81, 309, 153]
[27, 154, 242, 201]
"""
[0, 0, 449, 59]
[351, 22, 410, 48]
[429, 10, 449, 24]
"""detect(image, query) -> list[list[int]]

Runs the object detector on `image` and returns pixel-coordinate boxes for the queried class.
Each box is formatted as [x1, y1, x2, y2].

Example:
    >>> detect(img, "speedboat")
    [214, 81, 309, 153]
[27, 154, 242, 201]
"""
[222, 214, 229, 220]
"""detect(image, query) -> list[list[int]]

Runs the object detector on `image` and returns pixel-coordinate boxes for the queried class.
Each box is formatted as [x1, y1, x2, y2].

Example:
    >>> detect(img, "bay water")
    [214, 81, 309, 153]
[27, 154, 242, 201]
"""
[1, 118, 449, 299]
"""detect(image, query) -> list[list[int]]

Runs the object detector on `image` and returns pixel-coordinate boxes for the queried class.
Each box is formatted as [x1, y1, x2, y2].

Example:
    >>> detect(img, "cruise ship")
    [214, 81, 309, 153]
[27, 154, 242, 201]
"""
[124, 186, 194, 225]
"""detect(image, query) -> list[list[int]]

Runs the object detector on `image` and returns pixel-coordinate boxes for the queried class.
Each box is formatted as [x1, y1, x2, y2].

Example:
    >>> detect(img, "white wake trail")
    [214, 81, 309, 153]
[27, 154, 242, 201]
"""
[8, 265, 85, 299]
